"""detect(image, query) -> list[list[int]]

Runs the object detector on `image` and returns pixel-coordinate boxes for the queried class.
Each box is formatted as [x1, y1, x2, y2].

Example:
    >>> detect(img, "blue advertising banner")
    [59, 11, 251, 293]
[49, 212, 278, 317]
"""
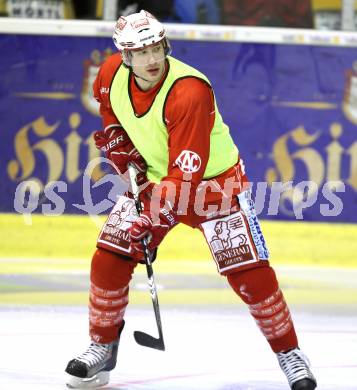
[0, 34, 356, 222]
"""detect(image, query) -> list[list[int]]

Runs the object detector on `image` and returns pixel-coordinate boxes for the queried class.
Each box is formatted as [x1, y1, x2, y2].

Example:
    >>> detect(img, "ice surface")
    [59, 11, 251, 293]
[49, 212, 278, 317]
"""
[1, 304, 356, 390]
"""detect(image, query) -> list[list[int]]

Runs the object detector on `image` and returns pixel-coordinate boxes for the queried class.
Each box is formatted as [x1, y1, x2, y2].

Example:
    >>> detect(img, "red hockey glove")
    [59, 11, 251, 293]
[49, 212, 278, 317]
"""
[129, 207, 177, 252]
[93, 128, 147, 185]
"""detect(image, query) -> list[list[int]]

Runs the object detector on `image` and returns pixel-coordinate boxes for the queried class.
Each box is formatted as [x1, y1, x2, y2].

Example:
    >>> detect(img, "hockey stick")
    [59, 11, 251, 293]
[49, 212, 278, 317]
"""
[128, 164, 165, 351]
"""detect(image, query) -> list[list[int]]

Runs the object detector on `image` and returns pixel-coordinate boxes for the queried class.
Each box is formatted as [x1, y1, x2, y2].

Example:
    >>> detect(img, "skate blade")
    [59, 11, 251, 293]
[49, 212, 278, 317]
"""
[66, 371, 110, 388]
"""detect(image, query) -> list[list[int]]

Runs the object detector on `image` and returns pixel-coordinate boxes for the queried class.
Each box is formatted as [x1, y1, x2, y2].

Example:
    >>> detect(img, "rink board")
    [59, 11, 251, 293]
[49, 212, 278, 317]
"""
[1, 213, 357, 266]
[0, 20, 357, 222]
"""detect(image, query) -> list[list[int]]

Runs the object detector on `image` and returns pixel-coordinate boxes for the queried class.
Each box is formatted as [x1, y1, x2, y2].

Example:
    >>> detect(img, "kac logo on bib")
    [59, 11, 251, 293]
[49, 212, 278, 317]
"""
[175, 150, 201, 173]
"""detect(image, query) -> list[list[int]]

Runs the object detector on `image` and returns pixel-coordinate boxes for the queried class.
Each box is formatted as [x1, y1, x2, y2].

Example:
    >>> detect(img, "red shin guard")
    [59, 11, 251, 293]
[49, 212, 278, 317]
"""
[89, 248, 138, 344]
[227, 266, 298, 353]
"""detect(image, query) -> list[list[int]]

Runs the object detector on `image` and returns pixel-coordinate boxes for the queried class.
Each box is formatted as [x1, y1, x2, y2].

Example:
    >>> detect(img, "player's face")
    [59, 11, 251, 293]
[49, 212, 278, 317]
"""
[131, 42, 166, 87]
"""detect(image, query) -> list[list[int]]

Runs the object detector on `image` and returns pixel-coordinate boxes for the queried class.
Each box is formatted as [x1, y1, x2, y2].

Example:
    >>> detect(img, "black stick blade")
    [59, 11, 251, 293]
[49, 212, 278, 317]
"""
[134, 331, 165, 351]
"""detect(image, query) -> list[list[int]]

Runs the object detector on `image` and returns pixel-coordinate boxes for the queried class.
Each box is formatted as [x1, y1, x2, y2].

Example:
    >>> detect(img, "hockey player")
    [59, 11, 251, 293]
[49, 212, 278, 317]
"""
[65, 10, 317, 390]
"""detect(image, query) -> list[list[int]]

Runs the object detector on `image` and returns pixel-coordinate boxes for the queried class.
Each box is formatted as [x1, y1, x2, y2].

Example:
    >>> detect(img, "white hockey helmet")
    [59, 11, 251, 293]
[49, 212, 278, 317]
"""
[112, 10, 171, 66]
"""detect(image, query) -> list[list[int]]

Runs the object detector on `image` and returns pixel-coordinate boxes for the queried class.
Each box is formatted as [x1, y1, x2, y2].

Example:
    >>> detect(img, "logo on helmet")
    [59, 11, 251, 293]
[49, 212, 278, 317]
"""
[131, 18, 150, 30]
[116, 16, 127, 31]
[139, 35, 154, 42]
[175, 150, 201, 173]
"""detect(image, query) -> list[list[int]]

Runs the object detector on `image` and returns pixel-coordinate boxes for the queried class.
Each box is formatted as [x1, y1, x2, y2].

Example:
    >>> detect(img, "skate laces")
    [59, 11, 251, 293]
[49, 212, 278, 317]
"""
[76, 342, 110, 368]
[277, 348, 315, 386]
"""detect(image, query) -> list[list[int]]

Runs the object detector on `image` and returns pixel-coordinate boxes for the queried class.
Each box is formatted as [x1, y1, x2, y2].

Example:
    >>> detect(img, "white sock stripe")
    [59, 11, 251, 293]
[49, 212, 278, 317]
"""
[274, 314, 292, 331]
[90, 292, 129, 307]
[89, 316, 123, 328]
[89, 306, 126, 319]
[248, 289, 282, 310]
[249, 296, 286, 317]
[90, 283, 128, 298]
[259, 313, 292, 335]
[254, 306, 290, 327]
[264, 317, 293, 340]
[248, 289, 294, 341]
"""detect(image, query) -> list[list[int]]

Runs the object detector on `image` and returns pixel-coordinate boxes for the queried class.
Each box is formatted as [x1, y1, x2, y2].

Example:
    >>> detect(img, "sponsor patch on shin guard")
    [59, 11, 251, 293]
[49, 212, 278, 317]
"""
[200, 211, 262, 274]
[97, 196, 138, 254]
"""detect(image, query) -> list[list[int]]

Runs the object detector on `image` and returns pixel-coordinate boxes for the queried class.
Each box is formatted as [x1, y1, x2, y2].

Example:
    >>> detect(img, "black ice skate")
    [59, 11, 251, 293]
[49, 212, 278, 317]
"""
[277, 348, 317, 390]
[65, 340, 119, 388]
